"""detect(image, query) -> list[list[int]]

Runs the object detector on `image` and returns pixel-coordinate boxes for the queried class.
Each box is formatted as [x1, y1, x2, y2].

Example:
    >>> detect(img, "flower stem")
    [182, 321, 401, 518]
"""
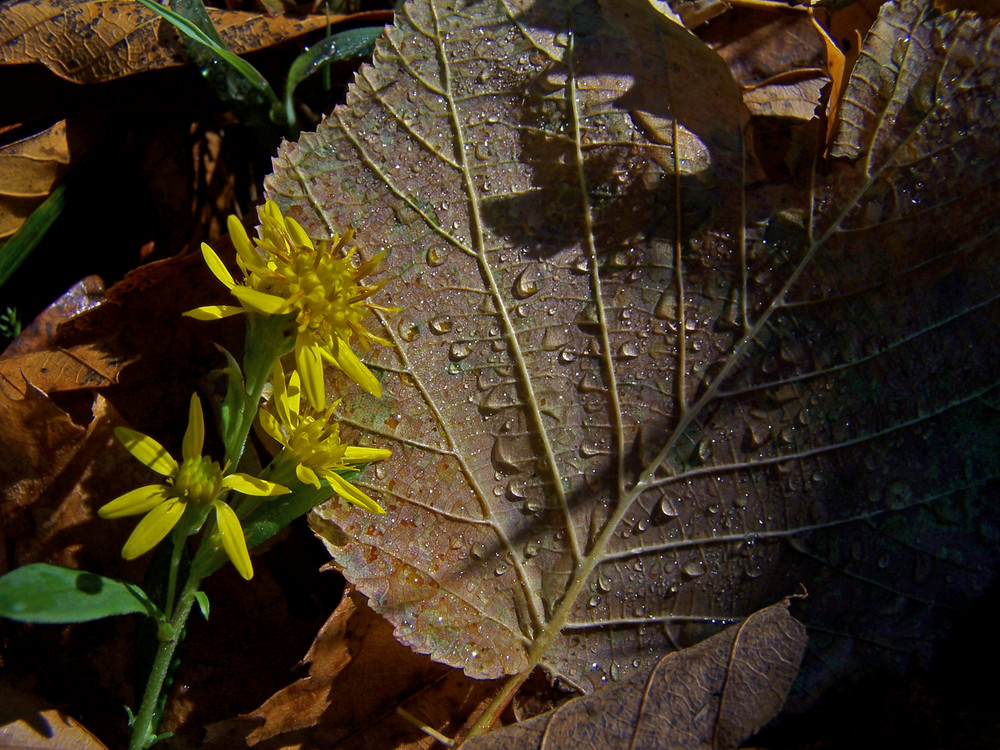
[127, 581, 200, 750]
[223, 313, 294, 468]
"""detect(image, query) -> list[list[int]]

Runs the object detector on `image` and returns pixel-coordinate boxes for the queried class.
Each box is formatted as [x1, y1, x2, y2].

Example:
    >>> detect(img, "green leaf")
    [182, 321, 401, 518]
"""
[0, 563, 162, 623]
[135, 0, 283, 144]
[266, 0, 1000, 715]
[283, 26, 383, 126]
[0, 174, 68, 291]
[194, 591, 210, 620]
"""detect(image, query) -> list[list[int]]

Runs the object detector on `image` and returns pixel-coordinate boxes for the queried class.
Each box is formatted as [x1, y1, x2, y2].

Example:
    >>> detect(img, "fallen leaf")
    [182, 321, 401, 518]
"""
[0, 0, 364, 84]
[0, 120, 72, 247]
[265, 0, 1000, 724]
[0, 684, 108, 749]
[204, 588, 497, 748]
[463, 599, 807, 750]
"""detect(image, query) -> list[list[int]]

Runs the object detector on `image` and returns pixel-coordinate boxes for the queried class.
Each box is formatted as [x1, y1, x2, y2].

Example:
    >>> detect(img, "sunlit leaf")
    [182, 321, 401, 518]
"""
[266, 0, 1000, 709]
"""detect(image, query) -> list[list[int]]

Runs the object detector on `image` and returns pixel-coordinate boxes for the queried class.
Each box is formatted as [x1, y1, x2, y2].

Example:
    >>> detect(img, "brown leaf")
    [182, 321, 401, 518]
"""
[463, 600, 807, 750]
[266, 0, 1000, 721]
[0, 684, 108, 750]
[205, 589, 496, 749]
[0, 0, 353, 84]
[0, 120, 72, 246]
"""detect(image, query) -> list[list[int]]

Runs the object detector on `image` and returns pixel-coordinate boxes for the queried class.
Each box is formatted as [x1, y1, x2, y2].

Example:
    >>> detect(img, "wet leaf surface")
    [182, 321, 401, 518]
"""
[265, 0, 1000, 709]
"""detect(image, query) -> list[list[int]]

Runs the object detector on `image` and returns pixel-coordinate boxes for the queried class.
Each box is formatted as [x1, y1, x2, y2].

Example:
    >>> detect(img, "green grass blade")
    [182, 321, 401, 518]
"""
[284, 26, 383, 124]
[0, 178, 69, 291]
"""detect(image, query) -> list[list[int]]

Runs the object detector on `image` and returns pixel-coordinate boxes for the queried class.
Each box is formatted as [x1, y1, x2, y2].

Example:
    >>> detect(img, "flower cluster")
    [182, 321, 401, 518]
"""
[260, 361, 391, 513]
[101, 201, 395, 580]
[99, 395, 289, 580]
[186, 200, 396, 410]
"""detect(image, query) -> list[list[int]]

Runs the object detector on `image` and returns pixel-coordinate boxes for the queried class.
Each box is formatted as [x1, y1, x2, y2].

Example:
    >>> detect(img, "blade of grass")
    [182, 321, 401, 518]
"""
[0, 178, 69, 291]
[135, 0, 276, 101]
[284, 26, 383, 128]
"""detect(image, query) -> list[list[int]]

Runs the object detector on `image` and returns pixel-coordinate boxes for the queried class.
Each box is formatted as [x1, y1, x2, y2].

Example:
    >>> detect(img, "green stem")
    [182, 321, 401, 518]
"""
[127, 580, 201, 750]
[223, 313, 294, 468]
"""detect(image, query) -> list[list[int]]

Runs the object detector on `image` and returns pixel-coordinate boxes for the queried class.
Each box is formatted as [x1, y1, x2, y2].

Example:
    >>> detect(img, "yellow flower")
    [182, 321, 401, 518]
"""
[99, 394, 290, 580]
[259, 361, 391, 514]
[185, 201, 395, 409]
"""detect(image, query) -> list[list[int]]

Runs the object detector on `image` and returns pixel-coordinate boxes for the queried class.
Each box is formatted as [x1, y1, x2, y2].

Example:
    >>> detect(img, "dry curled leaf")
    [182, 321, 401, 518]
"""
[464, 599, 806, 750]
[0, 120, 72, 246]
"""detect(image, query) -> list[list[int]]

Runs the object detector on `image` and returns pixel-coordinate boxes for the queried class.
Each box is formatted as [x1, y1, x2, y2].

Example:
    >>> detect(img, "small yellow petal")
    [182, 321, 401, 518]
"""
[201, 243, 236, 289]
[295, 463, 321, 489]
[222, 473, 290, 496]
[258, 407, 286, 446]
[285, 217, 315, 250]
[296, 338, 325, 410]
[98, 484, 171, 518]
[343, 446, 393, 463]
[327, 472, 385, 514]
[227, 215, 255, 262]
[182, 394, 204, 461]
[114, 427, 179, 477]
[325, 341, 381, 398]
[213, 501, 253, 580]
[230, 286, 290, 315]
[183, 305, 245, 320]
[121, 498, 185, 559]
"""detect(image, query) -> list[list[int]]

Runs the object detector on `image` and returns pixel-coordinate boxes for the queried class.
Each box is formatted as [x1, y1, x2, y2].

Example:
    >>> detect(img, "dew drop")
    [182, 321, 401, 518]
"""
[587, 595, 601, 608]
[682, 560, 705, 577]
[491, 431, 521, 473]
[558, 348, 577, 363]
[597, 573, 611, 592]
[654, 289, 676, 320]
[426, 247, 446, 266]
[513, 267, 539, 299]
[524, 539, 540, 557]
[618, 341, 640, 359]
[494, 561, 509, 576]
[429, 315, 453, 334]
[470, 543, 487, 560]
[398, 320, 419, 342]
[506, 478, 528, 501]
[659, 497, 679, 517]
[541, 326, 568, 350]
[450, 341, 473, 360]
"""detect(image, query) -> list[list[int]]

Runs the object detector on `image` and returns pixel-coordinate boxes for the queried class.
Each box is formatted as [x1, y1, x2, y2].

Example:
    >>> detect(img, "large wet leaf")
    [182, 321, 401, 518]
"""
[266, 0, 1000, 703]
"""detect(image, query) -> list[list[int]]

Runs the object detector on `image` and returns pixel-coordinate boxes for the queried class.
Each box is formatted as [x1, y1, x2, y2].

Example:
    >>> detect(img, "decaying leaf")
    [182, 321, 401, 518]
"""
[0, 120, 72, 246]
[0, 0, 344, 84]
[464, 599, 806, 750]
[205, 589, 496, 748]
[0, 685, 108, 750]
[265, 0, 998, 723]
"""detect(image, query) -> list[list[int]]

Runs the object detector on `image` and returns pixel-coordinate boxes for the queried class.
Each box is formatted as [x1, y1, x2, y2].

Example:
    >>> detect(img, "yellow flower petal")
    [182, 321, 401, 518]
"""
[227, 214, 256, 264]
[183, 305, 245, 320]
[114, 427, 179, 477]
[121, 497, 185, 560]
[285, 216, 315, 250]
[295, 462, 321, 489]
[343, 446, 393, 463]
[296, 337, 326, 410]
[258, 407, 286, 446]
[324, 341, 381, 398]
[230, 286, 290, 315]
[213, 500, 253, 580]
[200, 242, 236, 289]
[182, 394, 205, 461]
[98, 484, 172, 518]
[327, 472, 385, 514]
[222, 473, 290, 496]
